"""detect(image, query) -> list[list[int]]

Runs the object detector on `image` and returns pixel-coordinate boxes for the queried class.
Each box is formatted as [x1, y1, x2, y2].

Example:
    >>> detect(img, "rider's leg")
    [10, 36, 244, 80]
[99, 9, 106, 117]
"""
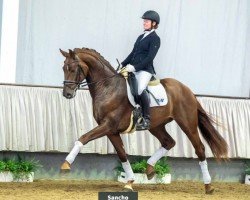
[135, 71, 152, 95]
[137, 90, 151, 130]
[128, 73, 139, 105]
[134, 71, 152, 130]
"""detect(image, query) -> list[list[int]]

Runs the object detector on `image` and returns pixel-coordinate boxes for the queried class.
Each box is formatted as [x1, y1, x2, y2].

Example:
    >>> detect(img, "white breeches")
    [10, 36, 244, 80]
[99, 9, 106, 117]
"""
[133, 71, 152, 95]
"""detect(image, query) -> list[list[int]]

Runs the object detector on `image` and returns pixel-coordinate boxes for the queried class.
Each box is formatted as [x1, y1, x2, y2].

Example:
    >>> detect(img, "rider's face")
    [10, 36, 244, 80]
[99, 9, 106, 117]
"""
[143, 19, 155, 30]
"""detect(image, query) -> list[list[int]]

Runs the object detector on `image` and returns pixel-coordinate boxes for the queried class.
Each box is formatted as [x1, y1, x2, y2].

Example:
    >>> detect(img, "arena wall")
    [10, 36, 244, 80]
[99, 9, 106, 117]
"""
[0, 151, 247, 183]
[0, 84, 249, 182]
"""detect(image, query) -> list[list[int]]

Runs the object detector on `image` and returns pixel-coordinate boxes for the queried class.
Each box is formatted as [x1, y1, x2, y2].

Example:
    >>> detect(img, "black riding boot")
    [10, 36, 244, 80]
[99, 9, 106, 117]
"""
[136, 90, 150, 130]
[128, 73, 139, 105]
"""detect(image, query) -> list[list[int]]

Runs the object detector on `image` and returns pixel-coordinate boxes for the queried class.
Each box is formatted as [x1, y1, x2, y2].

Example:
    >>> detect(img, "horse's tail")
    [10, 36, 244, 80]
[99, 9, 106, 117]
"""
[197, 102, 228, 160]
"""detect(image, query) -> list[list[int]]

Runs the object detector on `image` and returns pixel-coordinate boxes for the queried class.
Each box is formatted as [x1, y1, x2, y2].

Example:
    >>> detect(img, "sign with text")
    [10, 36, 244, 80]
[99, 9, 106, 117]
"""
[98, 192, 138, 200]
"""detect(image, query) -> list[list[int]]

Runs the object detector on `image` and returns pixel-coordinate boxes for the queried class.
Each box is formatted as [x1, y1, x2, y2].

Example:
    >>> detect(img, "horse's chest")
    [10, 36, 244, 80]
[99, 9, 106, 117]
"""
[92, 103, 107, 124]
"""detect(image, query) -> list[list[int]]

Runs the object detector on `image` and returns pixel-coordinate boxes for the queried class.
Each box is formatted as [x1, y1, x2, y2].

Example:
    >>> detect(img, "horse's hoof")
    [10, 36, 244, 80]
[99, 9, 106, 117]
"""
[205, 184, 215, 194]
[60, 161, 71, 172]
[60, 168, 70, 174]
[123, 188, 134, 192]
[146, 164, 155, 180]
[123, 185, 134, 192]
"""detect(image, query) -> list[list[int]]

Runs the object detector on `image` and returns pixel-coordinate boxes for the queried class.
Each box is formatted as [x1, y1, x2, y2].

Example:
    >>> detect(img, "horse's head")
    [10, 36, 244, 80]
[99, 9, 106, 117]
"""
[60, 49, 89, 99]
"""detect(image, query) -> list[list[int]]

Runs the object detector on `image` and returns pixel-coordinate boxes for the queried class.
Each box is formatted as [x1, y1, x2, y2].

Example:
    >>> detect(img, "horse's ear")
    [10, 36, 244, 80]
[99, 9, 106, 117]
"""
[59, 49, 69, 57]
[68, 49, 75, 58]
[68, 49, 79, 60]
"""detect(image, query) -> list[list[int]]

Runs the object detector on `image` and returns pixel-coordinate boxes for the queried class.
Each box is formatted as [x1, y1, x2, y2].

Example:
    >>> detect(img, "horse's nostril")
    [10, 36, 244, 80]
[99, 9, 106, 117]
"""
[66, 93, 72, 98]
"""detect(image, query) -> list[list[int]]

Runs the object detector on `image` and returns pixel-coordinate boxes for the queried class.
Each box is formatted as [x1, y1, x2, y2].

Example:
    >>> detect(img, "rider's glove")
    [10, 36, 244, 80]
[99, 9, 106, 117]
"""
[125, 64, 135, 72]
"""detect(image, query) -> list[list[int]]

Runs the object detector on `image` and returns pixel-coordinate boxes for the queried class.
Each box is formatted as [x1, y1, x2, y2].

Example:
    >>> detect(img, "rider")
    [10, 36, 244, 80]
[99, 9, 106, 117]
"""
[120, 10, 161, 130]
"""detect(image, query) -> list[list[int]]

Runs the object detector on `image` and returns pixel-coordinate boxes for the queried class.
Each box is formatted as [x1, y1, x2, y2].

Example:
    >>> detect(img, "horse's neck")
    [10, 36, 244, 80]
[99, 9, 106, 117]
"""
[87, 63, 114, 82]
[85, 58, 118, 100]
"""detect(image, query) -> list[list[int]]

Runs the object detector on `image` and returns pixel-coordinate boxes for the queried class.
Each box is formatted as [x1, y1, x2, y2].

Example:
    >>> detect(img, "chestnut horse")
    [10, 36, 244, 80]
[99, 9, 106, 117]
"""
[59, 48, 228, 194]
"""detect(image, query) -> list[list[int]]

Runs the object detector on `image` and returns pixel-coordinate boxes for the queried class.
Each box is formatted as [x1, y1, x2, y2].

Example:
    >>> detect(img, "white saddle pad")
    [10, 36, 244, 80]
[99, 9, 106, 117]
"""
[126, 81, 168, 107]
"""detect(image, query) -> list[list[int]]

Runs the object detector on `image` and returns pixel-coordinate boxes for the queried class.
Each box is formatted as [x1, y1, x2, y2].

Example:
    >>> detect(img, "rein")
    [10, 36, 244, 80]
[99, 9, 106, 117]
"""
[79, 74, 117, 87]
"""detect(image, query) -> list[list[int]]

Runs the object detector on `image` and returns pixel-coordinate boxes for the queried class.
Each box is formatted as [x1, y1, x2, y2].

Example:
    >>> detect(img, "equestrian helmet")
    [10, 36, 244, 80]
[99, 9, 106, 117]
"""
[142, 10, 160, 24]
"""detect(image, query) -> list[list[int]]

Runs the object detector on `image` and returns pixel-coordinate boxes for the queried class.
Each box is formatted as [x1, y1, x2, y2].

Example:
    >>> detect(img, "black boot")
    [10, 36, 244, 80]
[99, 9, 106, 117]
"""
[136, 90, 150, 130]
[128, 73, 139, 105]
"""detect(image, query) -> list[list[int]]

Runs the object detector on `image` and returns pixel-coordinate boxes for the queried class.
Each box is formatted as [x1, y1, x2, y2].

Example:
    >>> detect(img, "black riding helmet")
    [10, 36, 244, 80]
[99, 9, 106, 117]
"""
[142, 10, 160, 24]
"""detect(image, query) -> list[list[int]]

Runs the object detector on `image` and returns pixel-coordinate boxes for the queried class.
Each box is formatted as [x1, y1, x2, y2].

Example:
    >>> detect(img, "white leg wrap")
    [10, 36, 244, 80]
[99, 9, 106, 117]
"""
[65, 141, 83, 165]
[199, 160, 211, 184]
[147, 147, 168, 166]
[122, 161, 135, 181]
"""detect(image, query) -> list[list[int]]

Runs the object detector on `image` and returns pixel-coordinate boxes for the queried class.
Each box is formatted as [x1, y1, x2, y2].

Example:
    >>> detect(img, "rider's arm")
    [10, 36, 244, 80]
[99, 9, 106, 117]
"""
[121, 35, 142, 67]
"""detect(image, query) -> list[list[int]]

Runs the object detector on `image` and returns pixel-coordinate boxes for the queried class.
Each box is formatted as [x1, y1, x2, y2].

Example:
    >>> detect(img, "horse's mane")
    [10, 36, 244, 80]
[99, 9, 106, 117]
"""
[74, 47, 116, 72]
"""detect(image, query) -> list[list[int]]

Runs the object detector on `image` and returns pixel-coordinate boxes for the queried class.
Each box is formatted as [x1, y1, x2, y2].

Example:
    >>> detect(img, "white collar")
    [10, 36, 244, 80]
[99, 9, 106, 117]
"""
[144, 29, 155, 34]
[142, 29, 155, 39]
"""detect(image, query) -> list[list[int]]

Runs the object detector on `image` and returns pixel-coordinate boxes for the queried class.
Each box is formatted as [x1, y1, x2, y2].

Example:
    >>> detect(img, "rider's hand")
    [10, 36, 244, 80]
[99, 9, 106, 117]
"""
[118, 66, 129, 77]
[118, 64, 135, 77]
[118, 67, 126, 74]
[125, 64, 135, 72]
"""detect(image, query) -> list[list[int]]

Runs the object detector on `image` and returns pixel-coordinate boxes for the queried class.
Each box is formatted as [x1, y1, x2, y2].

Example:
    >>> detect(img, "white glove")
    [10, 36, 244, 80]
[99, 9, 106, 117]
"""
[125, 64, 135, 72]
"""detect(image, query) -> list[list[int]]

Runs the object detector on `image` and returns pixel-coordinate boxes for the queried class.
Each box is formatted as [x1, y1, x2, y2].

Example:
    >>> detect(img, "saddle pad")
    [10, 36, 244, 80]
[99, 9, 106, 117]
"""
[126, 81, 168, 107]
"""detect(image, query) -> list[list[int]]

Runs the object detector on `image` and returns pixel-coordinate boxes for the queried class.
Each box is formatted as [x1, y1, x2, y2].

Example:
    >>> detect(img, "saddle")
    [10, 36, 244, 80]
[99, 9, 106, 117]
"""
[122, 73, 167, 133]
[148, 76, 160, 86]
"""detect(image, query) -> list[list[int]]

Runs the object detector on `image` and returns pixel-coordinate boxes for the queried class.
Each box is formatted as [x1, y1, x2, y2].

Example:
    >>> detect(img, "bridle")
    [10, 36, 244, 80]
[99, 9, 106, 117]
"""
[63, 60, 87, 89]
[63, 59, 119, 89]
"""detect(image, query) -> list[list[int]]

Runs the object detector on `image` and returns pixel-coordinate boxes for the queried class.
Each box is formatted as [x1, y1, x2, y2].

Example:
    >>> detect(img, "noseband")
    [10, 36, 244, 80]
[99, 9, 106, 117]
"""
[63, 60, 87, 89]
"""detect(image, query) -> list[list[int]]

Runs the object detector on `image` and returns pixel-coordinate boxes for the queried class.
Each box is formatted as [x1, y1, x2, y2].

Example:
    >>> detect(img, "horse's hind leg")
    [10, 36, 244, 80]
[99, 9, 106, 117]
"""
[147, 125, 176, 179]
[174, 112, 214, 194]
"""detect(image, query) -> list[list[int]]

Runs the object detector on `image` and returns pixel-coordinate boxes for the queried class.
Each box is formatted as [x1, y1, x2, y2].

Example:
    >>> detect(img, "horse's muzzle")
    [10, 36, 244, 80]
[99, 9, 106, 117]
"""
[64, 92, 74, 99]
[63, 88, 76, 99]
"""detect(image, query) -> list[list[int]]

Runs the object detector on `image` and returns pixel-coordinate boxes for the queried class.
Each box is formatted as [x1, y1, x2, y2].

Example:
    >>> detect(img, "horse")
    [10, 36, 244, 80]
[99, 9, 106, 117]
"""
[59, 48, 228, 194]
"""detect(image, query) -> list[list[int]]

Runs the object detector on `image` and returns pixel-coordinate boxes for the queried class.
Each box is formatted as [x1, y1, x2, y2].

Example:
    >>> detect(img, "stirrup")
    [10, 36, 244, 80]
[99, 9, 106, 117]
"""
[136, 118, 150, 130]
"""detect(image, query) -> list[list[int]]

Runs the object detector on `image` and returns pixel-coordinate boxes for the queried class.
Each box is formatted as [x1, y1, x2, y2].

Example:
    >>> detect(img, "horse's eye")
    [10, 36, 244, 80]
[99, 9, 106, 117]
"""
[62, 66, 67, 72]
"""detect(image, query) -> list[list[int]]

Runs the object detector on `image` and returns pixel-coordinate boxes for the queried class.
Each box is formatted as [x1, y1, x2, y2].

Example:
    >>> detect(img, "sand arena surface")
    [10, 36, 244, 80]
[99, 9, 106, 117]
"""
[0, 180, 249, 200]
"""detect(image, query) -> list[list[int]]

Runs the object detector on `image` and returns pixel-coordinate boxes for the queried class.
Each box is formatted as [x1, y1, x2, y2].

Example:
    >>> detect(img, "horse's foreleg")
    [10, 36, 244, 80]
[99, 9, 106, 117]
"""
[108, 134, 134, 192]
[60, 122, 113, 171]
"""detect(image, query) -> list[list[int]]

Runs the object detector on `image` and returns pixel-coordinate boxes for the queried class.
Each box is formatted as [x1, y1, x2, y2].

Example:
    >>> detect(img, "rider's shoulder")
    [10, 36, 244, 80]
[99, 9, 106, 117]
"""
[151, 32, 160, 42]
[152, 31, 160, 38]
